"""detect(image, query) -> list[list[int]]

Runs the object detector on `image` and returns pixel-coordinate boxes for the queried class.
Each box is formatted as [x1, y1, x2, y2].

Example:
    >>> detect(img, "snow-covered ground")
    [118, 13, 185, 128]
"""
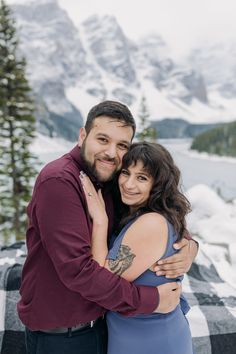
[186, 184, 236, 289]
[30, 133, 236, 288]
[32, 133, 74, 155]
[31, 132, 75, 166]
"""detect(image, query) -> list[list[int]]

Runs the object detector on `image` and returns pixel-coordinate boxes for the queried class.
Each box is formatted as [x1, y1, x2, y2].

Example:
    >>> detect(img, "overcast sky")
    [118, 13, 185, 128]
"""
[7, 0, 236, 57]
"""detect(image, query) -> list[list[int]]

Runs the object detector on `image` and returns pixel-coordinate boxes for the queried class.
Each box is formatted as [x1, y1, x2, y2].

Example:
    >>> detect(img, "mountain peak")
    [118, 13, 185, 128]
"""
[7, 0, 236, 141]
[82, 13, 118, 26]
[10, 0, 57, 5]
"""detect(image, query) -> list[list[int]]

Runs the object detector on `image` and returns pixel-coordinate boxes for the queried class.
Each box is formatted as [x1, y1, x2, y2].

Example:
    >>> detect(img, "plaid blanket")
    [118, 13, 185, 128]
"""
[184, 246, 236, 354]
[0, 242, 26, 354]
[0, 242, 236, 354]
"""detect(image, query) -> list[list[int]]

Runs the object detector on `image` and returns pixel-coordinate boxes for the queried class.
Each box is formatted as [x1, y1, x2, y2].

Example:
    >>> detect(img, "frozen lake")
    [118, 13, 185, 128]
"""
[37, 138, 236, 201]
[160, 139, 236, 201]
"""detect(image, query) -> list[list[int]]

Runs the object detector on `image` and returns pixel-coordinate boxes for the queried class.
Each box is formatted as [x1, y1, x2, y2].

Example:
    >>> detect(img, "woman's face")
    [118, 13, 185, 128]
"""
[118, 161, 153, 212]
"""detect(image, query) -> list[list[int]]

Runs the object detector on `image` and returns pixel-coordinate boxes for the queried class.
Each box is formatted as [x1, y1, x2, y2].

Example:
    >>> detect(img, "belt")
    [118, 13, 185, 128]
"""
[39, 320, 97, 334]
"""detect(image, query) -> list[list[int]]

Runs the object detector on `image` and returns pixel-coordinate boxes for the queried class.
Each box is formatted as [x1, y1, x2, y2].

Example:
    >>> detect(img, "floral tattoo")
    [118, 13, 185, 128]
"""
[108, 245, 136, 275]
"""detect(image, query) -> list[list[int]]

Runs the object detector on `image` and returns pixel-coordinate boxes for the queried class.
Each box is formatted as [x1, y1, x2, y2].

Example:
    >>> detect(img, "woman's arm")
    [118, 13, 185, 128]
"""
[105, 213, 168, 281]
[91, 210, 108, 266]
[79, 172, 109, 266]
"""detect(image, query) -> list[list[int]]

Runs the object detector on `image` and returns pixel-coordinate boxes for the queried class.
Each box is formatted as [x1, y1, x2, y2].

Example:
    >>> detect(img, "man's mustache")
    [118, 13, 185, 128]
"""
[97, 156, 118, 165]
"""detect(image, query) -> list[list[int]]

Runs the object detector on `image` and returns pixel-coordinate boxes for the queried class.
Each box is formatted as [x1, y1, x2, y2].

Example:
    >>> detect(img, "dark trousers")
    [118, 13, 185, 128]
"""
[25, 317, 108, 354]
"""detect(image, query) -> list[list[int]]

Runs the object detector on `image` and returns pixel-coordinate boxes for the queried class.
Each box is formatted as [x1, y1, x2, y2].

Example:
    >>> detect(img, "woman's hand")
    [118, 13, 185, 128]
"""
[80, 171, 109, 264]
[79, 171, 108, 225]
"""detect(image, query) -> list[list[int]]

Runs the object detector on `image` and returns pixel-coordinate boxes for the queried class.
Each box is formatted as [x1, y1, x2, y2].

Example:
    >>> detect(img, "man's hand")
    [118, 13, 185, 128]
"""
[154, 282, 181, 313]
[154, 238, 198, 278]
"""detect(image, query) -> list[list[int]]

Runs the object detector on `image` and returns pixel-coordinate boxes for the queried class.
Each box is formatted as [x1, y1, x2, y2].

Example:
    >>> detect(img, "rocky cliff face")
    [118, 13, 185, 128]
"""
[83, 15, 137, 85]
[12, 0, 84, 140]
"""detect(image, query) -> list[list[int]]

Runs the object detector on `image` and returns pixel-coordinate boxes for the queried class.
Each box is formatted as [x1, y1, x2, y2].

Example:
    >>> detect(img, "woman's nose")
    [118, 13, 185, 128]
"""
[124, 177, 135, 188]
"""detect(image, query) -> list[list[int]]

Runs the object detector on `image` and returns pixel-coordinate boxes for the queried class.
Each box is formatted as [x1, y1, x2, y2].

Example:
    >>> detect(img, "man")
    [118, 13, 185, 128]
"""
[18, 101, 197, 354]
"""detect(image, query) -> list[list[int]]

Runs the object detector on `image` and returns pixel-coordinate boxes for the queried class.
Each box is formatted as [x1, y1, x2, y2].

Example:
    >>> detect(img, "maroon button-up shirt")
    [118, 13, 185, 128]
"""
[17, 145, 158, 330]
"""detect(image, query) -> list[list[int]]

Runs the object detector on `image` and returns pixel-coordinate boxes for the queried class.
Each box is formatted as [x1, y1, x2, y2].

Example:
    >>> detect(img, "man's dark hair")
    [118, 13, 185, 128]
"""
[85, 100, 136, 138]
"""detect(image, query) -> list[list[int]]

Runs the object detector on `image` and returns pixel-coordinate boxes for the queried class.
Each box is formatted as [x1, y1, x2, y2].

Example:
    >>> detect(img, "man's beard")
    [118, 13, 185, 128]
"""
[80, 143, 118, 182]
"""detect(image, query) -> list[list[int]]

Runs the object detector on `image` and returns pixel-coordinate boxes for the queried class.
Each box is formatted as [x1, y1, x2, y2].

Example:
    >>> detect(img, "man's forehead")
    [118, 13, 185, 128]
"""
[90, 116, 133, 138]
[92, 116, 128, 128]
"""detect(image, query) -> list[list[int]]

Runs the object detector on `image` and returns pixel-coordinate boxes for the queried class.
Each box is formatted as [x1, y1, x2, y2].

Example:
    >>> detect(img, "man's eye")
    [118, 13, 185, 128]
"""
[98, 138, 108, 143]
[118, 144, 129, 150]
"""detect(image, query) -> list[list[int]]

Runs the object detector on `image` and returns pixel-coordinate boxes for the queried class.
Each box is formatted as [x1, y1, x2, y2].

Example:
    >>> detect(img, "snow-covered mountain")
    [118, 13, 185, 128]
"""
[11, 0, 85, 140]
[189, 40, 236, 97]
[10, 0, 236, 140]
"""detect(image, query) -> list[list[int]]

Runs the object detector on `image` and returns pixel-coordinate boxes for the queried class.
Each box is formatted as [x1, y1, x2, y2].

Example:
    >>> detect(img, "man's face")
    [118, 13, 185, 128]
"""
[79, 116, 133, 182]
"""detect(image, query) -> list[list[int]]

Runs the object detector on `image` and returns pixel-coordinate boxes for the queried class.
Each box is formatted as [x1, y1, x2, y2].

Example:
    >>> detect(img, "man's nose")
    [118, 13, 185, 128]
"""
[104, 144, 117, 158]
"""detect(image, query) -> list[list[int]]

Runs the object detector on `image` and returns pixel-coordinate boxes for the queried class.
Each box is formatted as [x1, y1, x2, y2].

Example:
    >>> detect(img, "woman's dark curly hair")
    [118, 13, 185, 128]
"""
[118, 142, 191, 241]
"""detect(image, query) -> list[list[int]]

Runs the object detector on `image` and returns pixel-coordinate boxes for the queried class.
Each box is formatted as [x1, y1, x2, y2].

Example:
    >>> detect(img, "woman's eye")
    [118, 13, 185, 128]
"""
[138, 175, 148, 181]
[121, 169, 129, 175]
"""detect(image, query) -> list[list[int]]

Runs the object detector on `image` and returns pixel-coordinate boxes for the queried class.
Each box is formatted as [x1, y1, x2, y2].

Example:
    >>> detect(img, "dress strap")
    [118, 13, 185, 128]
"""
[158, 221, 178, 260]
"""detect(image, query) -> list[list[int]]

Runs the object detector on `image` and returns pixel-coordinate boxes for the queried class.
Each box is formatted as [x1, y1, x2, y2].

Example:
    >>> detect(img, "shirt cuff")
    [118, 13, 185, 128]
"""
[121, 286, 159, 316]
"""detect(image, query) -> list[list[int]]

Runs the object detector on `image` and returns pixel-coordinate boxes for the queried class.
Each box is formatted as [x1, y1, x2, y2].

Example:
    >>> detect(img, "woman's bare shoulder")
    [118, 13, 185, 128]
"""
[124, 212, 168, 244]
[133, 212, 167, 230]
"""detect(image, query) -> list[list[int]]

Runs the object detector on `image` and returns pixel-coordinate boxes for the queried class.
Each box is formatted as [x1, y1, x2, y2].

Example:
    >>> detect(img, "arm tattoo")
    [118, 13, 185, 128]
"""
[108, 244, 136, 276]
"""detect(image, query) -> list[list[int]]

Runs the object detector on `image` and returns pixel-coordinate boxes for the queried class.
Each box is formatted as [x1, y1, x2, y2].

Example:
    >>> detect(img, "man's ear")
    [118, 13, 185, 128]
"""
[78, 127, 87, 147]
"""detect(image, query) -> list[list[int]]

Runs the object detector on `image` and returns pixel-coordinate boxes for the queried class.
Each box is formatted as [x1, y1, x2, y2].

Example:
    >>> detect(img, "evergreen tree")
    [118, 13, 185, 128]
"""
[138, 95, 157, 142]
[191, 121, 236, 157]
[0, 0, 38, 241]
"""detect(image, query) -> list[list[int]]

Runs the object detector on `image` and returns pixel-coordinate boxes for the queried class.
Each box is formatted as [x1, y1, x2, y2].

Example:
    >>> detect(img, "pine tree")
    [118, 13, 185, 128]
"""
[0, 0, 38, 241]
[138, 95, 157, 142]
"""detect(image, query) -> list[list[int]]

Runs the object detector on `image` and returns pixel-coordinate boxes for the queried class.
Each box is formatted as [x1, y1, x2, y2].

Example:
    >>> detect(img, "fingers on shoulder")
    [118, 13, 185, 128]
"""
[174, 237, 188, 247]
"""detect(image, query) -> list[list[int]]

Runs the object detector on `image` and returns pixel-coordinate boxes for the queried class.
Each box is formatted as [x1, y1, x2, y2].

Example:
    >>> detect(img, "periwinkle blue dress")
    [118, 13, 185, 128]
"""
[106, 217, 193, 354]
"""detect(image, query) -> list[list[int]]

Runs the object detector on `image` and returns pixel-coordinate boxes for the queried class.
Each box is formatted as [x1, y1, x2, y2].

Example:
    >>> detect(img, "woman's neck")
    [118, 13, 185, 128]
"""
[129, 206, 138, 215]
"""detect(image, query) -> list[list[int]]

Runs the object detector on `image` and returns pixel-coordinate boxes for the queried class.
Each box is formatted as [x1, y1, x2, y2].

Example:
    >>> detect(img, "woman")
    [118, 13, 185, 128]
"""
[79, 142, 193, 354]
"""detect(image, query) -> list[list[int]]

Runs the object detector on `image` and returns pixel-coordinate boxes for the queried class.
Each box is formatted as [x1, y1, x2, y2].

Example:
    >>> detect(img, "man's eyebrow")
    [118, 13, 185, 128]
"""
[95, 133, 131, 145]
[120, 140, 131, 146]
[117, 141, 131, 148]
[95, 133, 109, 138]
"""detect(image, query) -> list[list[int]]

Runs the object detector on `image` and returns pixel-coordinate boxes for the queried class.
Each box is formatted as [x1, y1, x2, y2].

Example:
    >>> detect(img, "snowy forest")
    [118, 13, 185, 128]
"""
[0, 0, 37, 242]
